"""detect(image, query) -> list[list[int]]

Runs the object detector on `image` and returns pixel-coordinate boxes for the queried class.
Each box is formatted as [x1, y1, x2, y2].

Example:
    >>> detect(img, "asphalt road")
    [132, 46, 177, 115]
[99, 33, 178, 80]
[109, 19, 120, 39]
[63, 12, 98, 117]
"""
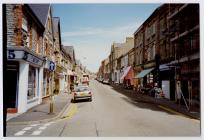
[7, 80, 200, 137]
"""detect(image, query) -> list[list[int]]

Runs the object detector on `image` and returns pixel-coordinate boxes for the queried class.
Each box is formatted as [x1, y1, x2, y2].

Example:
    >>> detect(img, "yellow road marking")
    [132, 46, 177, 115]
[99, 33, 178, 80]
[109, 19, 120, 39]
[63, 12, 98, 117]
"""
[60, 103, 78, 121]
[66, 103, 78, 119]
[158, 105, 200, 123]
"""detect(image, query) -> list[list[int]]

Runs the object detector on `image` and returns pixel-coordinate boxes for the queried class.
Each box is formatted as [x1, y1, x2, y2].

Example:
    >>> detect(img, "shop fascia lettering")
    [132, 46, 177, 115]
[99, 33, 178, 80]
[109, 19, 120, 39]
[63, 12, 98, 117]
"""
[7, 49, 43, 66]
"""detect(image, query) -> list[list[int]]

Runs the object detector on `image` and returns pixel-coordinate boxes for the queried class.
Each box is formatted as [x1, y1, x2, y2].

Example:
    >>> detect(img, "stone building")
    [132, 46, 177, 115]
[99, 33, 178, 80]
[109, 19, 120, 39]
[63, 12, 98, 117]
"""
[134, 4, 200, 109]
[52, 17, 67, 95]
[103, 58, 110, 82]
[28, 4, 56, 100]
[109, 37, 134, 84]
[134, 5, 171, 94]
[62, 45, 76, 92]
[6, 4, 45, 113]
[168, 4, 200, 108]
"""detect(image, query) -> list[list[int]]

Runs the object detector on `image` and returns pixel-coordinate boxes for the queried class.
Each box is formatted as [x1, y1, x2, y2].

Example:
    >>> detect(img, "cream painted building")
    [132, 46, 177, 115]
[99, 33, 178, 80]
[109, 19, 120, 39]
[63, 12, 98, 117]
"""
[110, 37, 134, 83]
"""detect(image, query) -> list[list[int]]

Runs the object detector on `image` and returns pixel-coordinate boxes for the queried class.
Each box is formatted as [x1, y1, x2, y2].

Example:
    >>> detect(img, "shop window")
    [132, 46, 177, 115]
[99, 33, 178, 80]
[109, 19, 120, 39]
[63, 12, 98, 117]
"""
[147, 47, 151, 61]
[22, 16, 28, 32]
[140, 51, 143, 64]
[31, 27, 37, 52]
[191, 34, 199, 52]
[45, 43, 48, 56]
[27, 66, 36, 100]
[22, 16, 29, 48]
[39, 37, 43, 54]
[43, 72, 47, 97]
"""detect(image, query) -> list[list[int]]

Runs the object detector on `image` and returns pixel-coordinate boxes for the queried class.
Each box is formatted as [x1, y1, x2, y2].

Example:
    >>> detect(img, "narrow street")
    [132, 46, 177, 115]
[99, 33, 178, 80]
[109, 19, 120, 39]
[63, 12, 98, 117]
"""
[7, 80, 200, 137]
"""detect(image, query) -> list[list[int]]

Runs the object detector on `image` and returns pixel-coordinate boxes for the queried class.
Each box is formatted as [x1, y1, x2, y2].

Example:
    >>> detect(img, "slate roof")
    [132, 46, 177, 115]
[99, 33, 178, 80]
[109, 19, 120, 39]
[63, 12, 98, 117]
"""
[62, 46, 75, 62]
[28, 4, 50, 27]
[52, 17, 60, 34]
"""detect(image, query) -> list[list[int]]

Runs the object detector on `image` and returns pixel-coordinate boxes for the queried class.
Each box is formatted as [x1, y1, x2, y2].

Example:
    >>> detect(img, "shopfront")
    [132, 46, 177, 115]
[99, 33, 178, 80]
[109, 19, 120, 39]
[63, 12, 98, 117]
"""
[54, 65, 66, 95]
[6, 61, 19, 113]
[132, 66, 142, 91]
[120, 66, 133, 88]
[42, 59, 55, 98]
[7, 48, 44, 113]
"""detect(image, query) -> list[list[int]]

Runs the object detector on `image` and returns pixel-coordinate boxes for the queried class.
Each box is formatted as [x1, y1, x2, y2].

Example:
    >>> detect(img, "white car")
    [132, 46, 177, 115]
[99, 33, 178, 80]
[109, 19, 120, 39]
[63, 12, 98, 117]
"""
[72, 85, 92, 102]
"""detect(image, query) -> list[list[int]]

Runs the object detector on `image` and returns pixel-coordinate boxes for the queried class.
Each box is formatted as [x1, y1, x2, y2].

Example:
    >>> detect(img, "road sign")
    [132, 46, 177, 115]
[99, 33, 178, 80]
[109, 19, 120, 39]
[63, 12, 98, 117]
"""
[49, 62, 55, 71]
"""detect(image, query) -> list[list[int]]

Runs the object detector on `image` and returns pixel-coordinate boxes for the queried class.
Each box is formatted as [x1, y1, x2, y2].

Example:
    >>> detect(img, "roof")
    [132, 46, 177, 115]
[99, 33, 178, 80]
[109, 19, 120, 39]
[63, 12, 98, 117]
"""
[62, 46, 75, 62]
[52, 17, 60, 34]
[133, 4, 166, 35]
[28, 4, 50, 27]
[75, 59, 81, 65]
[52, 17, 62, 47]
[23, 5, 45, 31]
[113, 43, 124, 48]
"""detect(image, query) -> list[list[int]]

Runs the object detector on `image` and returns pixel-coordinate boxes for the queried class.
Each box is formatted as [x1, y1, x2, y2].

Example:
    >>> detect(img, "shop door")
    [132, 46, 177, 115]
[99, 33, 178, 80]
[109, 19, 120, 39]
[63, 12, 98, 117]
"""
[6, 61, 19, 113]
[162, 80, 170, 99]
[170, 80, 175, 100]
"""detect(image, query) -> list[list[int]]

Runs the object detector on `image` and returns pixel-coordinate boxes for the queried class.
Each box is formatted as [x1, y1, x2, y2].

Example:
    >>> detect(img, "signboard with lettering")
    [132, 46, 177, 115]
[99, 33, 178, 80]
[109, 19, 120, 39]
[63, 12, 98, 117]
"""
[7, 50, 24, 60]
[7, 50, 43, 66]
[143, 62, 156, 69]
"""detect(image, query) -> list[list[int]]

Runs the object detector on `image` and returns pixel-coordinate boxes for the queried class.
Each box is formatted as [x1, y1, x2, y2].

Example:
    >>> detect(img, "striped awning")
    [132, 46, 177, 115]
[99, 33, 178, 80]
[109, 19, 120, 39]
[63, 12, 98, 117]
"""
[120, 66, 131, 80]
[135, 68, 154, 78]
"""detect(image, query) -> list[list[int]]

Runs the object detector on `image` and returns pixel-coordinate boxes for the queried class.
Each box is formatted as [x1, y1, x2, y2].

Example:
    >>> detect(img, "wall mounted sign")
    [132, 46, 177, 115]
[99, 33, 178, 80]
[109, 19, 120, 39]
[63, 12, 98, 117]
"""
[7, 49, 43, 66]
[49, 61, 55, 71]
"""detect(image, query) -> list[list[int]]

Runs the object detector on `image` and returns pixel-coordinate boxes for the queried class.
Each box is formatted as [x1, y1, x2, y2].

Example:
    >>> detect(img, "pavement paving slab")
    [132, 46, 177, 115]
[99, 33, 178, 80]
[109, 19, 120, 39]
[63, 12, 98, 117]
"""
[7, 93, 72, 123]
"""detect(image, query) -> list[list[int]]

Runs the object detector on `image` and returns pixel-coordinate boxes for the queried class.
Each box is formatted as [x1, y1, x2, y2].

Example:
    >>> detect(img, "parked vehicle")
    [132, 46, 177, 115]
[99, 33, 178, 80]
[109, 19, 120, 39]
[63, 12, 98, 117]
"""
[72, 85, 92, 102]
[103, 79, 110, 84]
[82, 74, 89, 85]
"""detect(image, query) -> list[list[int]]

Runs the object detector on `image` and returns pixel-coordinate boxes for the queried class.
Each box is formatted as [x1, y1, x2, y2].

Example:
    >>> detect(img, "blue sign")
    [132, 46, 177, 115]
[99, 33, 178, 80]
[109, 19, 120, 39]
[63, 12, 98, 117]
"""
[49, 62, 55, 71]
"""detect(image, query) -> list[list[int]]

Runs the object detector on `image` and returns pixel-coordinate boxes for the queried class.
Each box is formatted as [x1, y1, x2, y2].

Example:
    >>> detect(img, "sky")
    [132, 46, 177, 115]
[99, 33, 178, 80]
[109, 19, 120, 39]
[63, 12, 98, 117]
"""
[52, 4, 161, 73]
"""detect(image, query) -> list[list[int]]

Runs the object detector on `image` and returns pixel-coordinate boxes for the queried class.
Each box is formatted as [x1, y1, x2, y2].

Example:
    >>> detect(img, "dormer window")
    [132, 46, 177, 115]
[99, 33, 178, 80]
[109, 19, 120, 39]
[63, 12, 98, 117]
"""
[47, 17, 51, 32]
[22, 16, 28, 32]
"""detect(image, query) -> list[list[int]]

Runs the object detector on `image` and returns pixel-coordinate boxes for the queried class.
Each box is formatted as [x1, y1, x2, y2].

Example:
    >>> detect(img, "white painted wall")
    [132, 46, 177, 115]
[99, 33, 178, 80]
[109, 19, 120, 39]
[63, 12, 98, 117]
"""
[38, 67, 44, 104]
[27, 67, 40, 110]
[60, 76, 65, 93]
[162, 80, 170, 99]
[18, 62, 29, 113]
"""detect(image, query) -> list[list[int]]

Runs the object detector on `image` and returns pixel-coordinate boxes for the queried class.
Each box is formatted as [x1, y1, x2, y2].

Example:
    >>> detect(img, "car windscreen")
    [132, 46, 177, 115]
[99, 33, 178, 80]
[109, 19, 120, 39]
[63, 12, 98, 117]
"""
[75, 87, 89, 92]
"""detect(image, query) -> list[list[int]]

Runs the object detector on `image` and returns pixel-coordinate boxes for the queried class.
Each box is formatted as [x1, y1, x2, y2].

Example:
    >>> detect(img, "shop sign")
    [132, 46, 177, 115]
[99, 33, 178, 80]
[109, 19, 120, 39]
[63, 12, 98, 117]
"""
[143, 62, 155, 69]
[7, 50, 43, 66]
[23, 52, 43, 66]
[8, 50, 24, 59]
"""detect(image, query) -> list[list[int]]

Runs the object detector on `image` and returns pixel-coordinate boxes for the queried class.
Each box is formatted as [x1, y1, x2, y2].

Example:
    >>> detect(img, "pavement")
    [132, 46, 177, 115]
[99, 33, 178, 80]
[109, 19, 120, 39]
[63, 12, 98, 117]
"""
[110, 83, 200, 120]
[7, 93, 72, 125]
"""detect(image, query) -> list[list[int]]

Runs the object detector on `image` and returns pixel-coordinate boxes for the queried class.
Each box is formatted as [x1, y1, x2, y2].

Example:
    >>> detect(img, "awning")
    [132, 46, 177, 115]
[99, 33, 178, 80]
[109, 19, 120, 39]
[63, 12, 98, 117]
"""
[159, 64, 170, 71]
[120, 66, 131, 80]
[135, 68, 154, 78]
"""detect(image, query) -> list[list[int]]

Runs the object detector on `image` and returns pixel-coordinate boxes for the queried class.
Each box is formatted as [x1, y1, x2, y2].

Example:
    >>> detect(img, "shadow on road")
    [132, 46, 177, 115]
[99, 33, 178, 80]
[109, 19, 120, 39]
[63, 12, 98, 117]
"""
[120, 96, 175, 115]
[109, 85, 177, 116]
[71, 99, 92, 104]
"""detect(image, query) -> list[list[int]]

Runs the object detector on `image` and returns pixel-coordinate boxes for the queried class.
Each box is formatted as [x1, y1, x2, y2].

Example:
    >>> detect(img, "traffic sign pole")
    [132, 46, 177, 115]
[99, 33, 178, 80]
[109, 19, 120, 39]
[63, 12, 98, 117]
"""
[48, 62, 55, 115]
[49, 71, 54, 114]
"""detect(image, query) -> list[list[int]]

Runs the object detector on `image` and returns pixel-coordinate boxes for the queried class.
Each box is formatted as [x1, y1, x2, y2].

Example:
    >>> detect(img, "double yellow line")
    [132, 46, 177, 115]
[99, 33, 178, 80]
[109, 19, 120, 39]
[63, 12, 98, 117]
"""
[60, 103, 78, 121]
[158, 105, 200, 123]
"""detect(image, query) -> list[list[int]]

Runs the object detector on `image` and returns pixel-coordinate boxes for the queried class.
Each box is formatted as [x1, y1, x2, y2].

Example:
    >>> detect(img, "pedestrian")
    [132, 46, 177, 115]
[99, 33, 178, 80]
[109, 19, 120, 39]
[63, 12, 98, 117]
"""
[176, 81, 182, 107]
[188, 80, 192, 110]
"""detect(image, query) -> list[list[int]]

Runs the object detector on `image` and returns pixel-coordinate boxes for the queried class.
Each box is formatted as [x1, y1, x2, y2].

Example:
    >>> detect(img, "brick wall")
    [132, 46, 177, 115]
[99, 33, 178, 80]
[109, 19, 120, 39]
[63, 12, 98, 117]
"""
[6, 4, 19, 47]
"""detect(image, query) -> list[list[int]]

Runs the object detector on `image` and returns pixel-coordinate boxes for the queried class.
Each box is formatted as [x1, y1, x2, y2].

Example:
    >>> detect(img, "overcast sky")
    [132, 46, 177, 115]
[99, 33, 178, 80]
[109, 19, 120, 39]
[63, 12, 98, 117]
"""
[52, 4, 161, 73]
